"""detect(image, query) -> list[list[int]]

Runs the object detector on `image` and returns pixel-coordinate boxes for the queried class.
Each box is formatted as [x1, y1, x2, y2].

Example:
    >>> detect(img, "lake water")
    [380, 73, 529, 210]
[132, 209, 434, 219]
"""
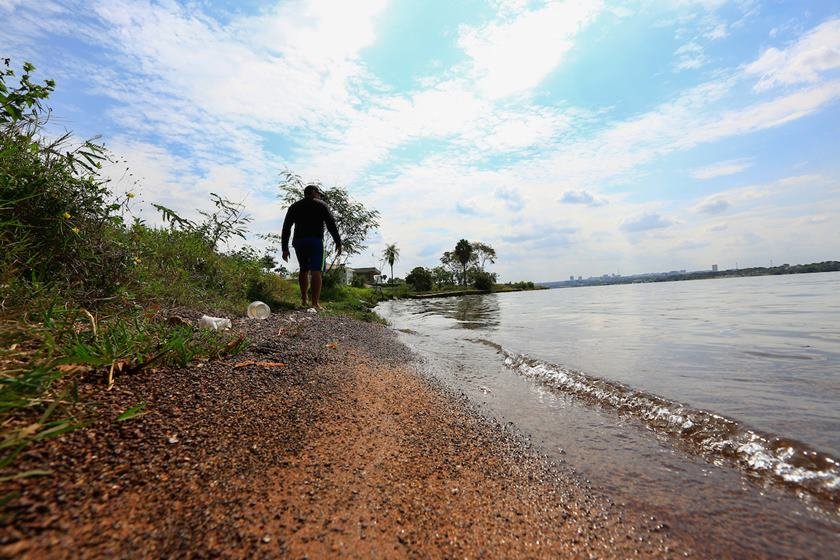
[377, 272, 840, 558]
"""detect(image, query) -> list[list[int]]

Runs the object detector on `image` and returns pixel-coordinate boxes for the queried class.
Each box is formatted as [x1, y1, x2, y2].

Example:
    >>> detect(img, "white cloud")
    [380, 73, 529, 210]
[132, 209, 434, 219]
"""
[705, 23, 728, 40]
[746, 18, 840, 92]
[674, 42, 709, 71]
[0, 0, 25, 11]
[691, 174, 827, 216]
[620, 212, 673, 232]
[672, 0, 729, 9]
[691, 158, 753, 179]
[500, 223, 578, 248]
[559, 189, 607, 206]
[457, 0, 604, 98]
[550, 78, 840, 186]
[695, 196, 731, 214]
[495, 187, 524, 212]
[89, 0, 387, 129]
[470, 108, 572, 152]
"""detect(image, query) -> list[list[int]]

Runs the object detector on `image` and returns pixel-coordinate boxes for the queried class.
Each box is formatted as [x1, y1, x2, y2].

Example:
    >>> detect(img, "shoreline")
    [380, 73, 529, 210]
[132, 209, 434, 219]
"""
[1, 311, 685, 558]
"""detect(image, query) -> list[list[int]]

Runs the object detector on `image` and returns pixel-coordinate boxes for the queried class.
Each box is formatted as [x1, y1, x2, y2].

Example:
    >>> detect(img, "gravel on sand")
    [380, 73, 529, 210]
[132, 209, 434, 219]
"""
[1, 311, 688, 558]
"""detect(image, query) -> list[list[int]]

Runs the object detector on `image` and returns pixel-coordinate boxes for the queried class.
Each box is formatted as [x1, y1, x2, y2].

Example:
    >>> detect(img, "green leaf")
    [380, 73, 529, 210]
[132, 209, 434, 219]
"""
[0, 469, 52, 483]
[0, 491, 20, 509]
[33, 421, 75, 441]
[117, 402, 147, 422]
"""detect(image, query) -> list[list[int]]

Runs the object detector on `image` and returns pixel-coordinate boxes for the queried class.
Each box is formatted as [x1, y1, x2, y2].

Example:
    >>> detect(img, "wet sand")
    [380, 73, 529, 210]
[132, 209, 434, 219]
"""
[1, 312, 687, 558]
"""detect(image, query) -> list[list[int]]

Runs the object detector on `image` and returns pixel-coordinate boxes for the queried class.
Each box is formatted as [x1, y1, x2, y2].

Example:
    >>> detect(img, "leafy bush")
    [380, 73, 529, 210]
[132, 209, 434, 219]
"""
[405, 266, 433, 291]
[1, 61, 130, 302]
[318, 268, 347, 300]
[127, 224, 294, 313]
[473, 271, 496, 291]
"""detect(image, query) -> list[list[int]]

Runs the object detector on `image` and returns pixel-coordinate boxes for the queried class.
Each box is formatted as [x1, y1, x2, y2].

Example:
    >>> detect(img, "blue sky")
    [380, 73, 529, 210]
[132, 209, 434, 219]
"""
[3, 0, 839, 281]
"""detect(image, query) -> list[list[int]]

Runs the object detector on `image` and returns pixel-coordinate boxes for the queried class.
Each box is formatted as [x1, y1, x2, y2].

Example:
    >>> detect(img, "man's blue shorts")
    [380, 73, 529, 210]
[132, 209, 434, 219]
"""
[292, 237, 326, 273]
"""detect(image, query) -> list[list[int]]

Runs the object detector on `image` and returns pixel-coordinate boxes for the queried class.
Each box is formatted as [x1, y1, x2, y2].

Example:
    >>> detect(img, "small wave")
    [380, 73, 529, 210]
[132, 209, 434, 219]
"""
[742, 350, 814, 360]
[477, 340, 840, 505]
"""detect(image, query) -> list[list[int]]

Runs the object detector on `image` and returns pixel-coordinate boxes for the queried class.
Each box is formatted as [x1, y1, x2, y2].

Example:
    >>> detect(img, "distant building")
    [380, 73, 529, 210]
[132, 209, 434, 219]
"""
[578, 276, 582, 281]
[328, 265, 382, 285]
[570, 275, 575, 281]
[350, 267, 382, 285]
[712, 264, 718, 272]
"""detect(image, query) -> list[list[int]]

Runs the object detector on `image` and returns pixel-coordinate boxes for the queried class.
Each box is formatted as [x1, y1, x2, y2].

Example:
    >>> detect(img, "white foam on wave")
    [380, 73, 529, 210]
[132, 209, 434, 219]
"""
[499, 347, 840, 503]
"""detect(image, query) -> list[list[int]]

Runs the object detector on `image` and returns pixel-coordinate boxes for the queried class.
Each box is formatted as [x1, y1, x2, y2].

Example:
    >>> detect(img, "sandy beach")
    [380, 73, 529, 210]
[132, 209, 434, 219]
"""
[1, 311, 687, 558]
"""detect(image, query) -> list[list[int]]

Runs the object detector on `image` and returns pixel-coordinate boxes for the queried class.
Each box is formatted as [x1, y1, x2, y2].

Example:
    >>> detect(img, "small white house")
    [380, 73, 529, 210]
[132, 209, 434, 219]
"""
[348, 267, 382, 285]
[329, 265, 382, 285]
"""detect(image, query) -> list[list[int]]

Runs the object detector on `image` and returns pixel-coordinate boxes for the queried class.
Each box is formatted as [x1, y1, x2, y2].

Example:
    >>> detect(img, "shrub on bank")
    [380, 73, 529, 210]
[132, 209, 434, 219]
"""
[127, 225, 294, 313]
[405, 267, 433, 292]
[473, 271, 495, 291]
[1, 61, 131, 302]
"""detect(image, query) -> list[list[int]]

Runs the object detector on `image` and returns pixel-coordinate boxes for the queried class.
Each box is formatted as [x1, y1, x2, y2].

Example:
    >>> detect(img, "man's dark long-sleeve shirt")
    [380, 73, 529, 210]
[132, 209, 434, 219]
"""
[281, 198, 341, 253]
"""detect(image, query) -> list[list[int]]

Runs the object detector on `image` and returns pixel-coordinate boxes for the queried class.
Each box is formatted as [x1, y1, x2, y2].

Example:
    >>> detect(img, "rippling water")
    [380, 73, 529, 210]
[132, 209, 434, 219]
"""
[377, 272, 840, 557]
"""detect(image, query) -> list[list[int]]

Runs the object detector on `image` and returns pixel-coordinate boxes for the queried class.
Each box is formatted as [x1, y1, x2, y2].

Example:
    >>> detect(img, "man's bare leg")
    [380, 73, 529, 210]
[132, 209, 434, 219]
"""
[298, 270, 309, 307]
[310, 271, 323, 309]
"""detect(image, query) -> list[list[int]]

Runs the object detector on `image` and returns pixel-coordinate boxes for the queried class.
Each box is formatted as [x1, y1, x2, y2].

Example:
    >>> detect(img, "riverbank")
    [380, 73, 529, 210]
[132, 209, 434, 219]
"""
[0, 311, 685, 558]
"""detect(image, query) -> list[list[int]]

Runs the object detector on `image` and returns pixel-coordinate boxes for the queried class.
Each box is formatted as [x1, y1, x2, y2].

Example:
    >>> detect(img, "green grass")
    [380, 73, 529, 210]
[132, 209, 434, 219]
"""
[317, 283, 385, 323]
[0, 305, 245, 481]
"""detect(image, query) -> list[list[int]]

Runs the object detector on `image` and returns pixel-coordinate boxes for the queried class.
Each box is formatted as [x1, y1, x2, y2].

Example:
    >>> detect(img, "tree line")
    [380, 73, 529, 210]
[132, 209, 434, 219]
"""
[405, 239, 497, 292]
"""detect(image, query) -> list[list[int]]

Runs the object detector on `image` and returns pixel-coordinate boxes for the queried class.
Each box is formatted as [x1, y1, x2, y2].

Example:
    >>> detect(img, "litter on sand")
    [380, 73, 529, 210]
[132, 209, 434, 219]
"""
[198, 315, 232, 331]
[247, 301, 271, 319]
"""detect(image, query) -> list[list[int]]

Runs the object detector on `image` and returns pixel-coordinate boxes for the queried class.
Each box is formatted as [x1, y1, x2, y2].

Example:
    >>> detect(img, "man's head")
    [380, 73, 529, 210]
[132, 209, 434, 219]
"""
[304, 184, 322, 199]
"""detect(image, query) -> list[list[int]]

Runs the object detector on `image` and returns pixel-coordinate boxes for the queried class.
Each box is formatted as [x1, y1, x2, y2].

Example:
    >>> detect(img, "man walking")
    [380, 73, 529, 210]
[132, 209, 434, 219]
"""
[281, 184, 342, 309]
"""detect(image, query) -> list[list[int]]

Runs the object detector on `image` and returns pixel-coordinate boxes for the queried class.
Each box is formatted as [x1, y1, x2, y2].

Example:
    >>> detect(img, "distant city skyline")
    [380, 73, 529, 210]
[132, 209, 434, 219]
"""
[562, 258, 789, 282]
[2, 1, 839, 281]
[543, 260, 838, 286]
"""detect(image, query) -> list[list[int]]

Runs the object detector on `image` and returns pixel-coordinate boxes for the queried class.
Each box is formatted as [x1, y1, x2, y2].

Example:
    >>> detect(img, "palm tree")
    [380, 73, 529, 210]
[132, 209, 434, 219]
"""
[382, 243, 400, 283]
[454, 239, 473, 285]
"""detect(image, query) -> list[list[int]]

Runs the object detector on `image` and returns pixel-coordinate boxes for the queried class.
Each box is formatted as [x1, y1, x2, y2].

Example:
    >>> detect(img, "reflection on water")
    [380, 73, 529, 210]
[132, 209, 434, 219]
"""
[417, 294, 501, 330]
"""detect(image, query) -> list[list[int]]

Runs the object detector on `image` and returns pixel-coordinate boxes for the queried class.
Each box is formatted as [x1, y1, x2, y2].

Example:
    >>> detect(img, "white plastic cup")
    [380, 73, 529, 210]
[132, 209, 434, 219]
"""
[199, 315, 232, 331]
[247, 301, 271, 320]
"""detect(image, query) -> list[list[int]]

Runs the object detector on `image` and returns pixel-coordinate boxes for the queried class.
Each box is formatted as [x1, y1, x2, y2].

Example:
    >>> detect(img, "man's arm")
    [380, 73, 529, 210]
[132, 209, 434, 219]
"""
[324, 205, 341, 247]
[281, 205, 295, 261]
[323, 205, 342, 255]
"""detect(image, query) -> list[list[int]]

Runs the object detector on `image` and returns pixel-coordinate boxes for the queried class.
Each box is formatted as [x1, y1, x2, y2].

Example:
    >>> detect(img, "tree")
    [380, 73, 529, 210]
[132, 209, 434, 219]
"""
[266, 170, 380, 269]
[471, 242, 496, 270]
[259, 253, 277, 271]
[431, 265, 455, 288]
[153, 192, 252, 249]
[440, 250, 475, 285]
[382, 243, 400, 283]
[454, 239, 473, 285]
[405, 266, 432, 291]
[1, 60, 55, 128]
